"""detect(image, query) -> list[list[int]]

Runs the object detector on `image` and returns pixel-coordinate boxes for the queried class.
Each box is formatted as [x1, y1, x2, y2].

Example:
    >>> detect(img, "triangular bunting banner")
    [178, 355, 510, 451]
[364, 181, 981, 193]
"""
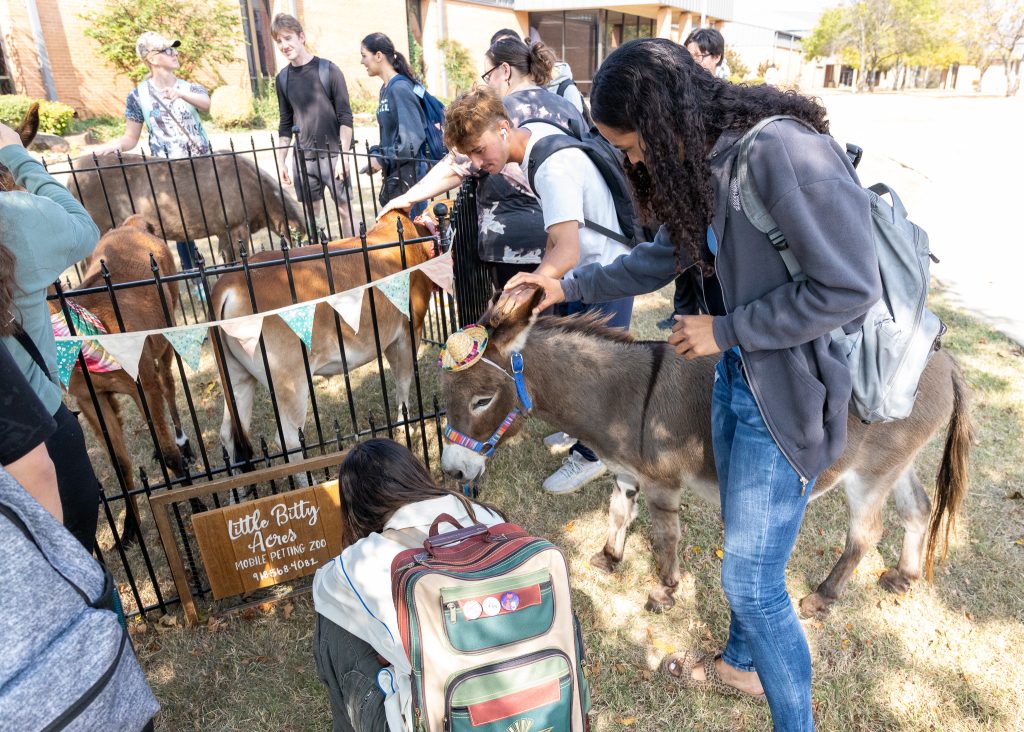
[376, 272, 410, 319]
[164, 326, 207, 373]
[94, 332, 150, 381]
[279, 303, 316, 349]
[54, 340, 83, 387]
[328, 290, 364, 333]
[220, 315, 265, 358]
[420, 254, 454, 294]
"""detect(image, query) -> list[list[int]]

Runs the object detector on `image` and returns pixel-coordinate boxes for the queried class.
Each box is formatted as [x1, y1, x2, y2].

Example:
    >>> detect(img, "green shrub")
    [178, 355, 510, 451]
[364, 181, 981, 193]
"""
[0, 95, 76, 135]
[437, 39, 476, 95]
[252, 78, 279, 128]
[350, 95, 379, 115]
[67, 115, 126, 142]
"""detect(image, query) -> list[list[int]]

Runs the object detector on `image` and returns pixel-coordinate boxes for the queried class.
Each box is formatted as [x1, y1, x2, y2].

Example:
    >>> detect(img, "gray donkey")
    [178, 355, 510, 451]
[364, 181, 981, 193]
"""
[63, 152, 305, 263]
[441, 292, 972, 616]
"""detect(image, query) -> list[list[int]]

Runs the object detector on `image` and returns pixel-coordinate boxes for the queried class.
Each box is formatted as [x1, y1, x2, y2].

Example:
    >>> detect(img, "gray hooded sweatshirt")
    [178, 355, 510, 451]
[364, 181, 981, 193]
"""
[562, 118, 882, 480]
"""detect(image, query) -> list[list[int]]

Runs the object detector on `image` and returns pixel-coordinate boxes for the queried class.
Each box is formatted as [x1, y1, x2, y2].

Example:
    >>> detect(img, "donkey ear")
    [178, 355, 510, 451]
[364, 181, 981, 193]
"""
[479, 286, 544, 355]
[19, 103, 40, 148]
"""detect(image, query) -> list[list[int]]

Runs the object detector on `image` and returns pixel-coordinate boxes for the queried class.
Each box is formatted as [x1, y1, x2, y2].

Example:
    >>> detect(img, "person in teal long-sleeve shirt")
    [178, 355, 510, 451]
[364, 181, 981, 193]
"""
[0, 122, 103, 549]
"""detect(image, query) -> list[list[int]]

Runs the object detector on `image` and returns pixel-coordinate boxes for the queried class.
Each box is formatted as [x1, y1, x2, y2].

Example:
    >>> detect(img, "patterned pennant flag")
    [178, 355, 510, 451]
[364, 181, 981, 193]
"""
[54, 340, 83, 387]
[420, 253, 454, 294]
[220, 314, 265, 358]
[376, 272, 410, 319]
[327, 289, 364, 333]
[94, 332, 150, 381]
[164, 326, 208, 373]
[279, 303, 316, 349]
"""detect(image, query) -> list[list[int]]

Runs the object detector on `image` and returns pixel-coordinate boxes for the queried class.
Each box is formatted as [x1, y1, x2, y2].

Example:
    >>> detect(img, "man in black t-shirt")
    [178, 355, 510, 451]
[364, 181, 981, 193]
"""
[273, 14, 355, 237]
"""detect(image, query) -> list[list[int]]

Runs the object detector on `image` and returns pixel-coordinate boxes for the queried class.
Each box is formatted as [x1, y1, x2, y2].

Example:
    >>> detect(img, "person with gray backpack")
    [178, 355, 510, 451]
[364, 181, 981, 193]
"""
[504, 38, 887, 730]
[0, 464, 159, 730]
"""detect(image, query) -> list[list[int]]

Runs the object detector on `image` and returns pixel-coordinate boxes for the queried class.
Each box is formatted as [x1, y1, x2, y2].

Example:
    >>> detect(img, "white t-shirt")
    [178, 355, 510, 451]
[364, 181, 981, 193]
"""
[518, 122, 630, 270]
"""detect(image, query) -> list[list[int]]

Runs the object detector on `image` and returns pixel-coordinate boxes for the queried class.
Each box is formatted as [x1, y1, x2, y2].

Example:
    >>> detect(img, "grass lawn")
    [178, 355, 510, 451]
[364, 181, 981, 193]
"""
[122, 283, 1024, 731]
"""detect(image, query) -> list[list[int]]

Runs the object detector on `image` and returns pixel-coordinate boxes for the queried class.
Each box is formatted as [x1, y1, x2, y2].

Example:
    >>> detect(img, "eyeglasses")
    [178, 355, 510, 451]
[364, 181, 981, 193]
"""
[481, 64, 501, 83]
[691, 51, 712, 61]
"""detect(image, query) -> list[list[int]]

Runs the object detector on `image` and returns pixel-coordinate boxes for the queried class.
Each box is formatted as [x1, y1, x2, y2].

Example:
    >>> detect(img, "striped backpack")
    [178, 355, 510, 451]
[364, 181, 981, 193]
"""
[390, 514, 591, 732]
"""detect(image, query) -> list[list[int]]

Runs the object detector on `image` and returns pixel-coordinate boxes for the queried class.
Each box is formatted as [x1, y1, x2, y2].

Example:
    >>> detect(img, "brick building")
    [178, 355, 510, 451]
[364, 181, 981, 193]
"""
[0, 0, 729, 118]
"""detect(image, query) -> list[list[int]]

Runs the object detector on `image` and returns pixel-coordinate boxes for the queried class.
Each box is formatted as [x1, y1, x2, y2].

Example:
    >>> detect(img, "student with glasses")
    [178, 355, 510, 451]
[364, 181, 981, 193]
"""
[97, 31, 212, 276]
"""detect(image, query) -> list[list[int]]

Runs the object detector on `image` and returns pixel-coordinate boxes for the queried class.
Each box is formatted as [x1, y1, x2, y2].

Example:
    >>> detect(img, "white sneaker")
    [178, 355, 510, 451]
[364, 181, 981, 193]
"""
[542, 453, 607, 495]
[543, 431, 577, 454]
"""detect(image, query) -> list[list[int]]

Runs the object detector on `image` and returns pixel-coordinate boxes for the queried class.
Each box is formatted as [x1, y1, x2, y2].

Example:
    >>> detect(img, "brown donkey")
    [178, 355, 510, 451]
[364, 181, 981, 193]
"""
[440, 292, 972, 616]
[65, 152, 306, 262]
[54, 215, 195, 545]
[211, 207, 445, 467]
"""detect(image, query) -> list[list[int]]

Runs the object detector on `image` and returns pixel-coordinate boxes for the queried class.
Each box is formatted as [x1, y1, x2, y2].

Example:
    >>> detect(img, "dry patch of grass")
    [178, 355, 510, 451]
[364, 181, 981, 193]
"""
[122, 283, 1024, 731]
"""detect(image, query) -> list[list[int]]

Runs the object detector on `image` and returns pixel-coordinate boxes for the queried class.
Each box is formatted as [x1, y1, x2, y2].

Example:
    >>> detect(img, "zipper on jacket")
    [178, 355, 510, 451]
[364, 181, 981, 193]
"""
[709, 222, 810, 487]
[41, 625, 128, 732]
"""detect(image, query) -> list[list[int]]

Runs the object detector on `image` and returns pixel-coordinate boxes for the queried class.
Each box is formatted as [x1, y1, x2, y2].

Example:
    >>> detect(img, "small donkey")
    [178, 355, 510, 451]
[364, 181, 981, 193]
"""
[440, 291, 972, 616]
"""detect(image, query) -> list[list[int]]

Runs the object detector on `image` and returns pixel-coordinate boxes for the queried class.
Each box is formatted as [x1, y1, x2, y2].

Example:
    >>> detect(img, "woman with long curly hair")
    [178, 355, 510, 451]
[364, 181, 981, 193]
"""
[505, 38, 881, 729]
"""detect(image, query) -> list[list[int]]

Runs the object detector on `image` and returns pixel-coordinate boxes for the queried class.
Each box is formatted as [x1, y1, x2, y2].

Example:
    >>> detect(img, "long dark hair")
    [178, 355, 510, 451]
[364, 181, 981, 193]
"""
[591, 38, 829, 273]
[0, 243, 19, 336]
[362, 32, 418, 82]
[338, 439, 499, 547]
[486, 38, 554, 86]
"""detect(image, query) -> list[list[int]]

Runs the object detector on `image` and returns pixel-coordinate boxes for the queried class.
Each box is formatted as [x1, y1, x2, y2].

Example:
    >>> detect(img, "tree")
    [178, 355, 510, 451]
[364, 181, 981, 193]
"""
[804, 0, 951, 91]
[724, 48, 749, 81]
[81, 0, 242, 84]
[956, 0, 1024, 94]
[437, 40, 476, 96]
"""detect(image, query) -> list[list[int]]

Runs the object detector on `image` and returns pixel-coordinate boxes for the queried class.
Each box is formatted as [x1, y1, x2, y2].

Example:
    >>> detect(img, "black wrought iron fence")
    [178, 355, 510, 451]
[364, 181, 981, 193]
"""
[41, 141, 494, 618]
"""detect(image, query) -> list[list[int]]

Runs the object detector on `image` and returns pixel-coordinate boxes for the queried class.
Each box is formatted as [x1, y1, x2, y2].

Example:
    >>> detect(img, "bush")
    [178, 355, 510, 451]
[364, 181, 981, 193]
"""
[437, 40, 475, 95]
[350, 95, 379, 115]
[252, 78, 279, 128]
[0, 95, 76, 135]
[210, 85, 254, 128]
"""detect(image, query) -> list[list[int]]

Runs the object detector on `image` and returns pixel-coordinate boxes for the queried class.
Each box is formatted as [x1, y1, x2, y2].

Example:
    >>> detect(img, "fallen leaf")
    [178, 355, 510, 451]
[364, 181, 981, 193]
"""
[258, 602, 275, 615]
[206, 615, 227, 633]
[845, 623, 854, 631]
[832, 546, 844, 557]
[617, 717, 637, 726]
[715, 549, 724, 560]
[591, 660, 602, 676]
[564, 520, 576, 533]
[146, 641, 162, 652]
[692, 545, 701, 554]
[1006, 491, 1023, 500]
[282, 601, 295, 620]
[614, 663, 627, 674]
[158, 614, 178, 628]
[240, 608, 258, 621]
[641, 670, 653, 681]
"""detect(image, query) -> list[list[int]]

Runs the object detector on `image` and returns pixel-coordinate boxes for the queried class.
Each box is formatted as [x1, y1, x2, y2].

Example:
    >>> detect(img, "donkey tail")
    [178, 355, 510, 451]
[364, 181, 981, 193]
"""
[924, 359, 974, 580]
[210, 292, 255, 469]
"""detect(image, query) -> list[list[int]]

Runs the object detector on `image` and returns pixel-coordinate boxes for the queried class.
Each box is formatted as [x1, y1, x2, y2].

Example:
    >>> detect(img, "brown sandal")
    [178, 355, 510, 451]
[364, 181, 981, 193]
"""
[660, 650, 767, 703]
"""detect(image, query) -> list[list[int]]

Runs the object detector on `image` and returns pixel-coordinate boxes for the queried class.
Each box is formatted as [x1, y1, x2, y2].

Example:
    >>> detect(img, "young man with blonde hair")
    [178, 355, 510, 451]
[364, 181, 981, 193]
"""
[272, 13, 354, 237]
[444, 86, 633, 494]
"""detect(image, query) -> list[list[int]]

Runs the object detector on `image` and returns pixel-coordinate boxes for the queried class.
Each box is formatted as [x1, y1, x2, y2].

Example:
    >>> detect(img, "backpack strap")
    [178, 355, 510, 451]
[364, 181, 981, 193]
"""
[318, 57, 331, 100]
[14, 326, 54, 383]
[382, 526, 429, 550]
[523, 123, 632, 246]
[733, 115, 818, 283]
[556, 78, 574, 96]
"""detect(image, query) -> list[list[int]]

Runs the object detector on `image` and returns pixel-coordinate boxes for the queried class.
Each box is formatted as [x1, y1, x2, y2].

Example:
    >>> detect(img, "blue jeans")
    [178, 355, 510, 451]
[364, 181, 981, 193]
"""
[712, 351, 815, 731]
[558, 297, 633, 461]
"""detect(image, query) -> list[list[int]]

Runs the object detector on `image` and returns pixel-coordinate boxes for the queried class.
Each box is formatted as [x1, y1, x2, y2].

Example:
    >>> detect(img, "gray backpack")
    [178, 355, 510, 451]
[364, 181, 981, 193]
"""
[0, 467, 159, 731]
[734, 115, 945, 423]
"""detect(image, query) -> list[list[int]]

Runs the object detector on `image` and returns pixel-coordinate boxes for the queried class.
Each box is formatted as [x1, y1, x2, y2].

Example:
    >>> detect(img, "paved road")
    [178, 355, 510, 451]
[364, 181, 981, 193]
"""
[818, 90, 1024, 345]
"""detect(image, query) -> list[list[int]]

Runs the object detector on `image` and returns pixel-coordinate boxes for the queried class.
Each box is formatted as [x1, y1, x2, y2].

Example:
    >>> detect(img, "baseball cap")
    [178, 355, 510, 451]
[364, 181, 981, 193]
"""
[136, 32, 181, 59]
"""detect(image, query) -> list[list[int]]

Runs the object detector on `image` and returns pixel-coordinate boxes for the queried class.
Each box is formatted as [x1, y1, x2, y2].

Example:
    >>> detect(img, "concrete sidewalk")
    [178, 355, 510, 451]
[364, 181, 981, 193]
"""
[819, 91, 1024, 346]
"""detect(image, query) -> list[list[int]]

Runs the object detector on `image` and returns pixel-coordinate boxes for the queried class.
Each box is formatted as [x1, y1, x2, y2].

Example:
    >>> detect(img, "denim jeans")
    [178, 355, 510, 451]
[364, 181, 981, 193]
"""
[712, 350, 815, 731]
[558, 297, 633, 461]
[313, 614, 389, 732]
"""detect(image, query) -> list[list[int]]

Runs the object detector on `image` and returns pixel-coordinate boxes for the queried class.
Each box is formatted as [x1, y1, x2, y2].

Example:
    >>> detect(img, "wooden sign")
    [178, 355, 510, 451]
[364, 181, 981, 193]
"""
[192, 480, 344, 599]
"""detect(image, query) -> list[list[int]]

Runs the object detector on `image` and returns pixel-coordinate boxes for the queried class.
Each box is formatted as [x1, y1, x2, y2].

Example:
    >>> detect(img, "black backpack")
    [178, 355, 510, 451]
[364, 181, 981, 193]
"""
[554, 78, 594, 127]
[523, 118, 641, 247]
